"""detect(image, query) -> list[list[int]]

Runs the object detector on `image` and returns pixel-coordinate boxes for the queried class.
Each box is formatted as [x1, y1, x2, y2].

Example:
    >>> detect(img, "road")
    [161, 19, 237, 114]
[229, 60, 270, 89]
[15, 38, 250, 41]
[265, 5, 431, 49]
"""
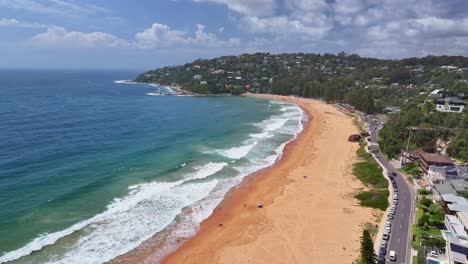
[365, 116, 415, 264]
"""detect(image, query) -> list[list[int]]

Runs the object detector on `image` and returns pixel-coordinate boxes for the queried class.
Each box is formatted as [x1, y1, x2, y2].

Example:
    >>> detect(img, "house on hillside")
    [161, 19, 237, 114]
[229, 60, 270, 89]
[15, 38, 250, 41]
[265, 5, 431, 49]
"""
[427, 166, 468, 185]
[420, 152, 454, 174]
[436, 97, 466, 113]
[429, 89, 458, 99]
[441, 211, 468, 264]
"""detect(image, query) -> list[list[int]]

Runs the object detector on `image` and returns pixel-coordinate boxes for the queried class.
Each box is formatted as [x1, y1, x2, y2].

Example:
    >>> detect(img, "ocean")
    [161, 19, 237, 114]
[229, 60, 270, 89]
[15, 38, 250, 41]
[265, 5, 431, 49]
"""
[0, 70, 303, 264]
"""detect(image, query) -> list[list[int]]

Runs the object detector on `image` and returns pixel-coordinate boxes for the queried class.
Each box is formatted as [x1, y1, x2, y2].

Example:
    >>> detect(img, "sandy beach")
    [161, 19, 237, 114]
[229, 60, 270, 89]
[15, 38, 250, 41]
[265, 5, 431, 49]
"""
[159, 95, 376, 264]
[113, 95, 376, 264]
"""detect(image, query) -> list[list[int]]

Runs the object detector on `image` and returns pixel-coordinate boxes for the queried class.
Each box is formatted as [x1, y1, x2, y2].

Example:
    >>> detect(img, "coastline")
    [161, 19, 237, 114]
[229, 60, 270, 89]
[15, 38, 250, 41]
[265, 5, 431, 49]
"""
[113, 94, 376, 264]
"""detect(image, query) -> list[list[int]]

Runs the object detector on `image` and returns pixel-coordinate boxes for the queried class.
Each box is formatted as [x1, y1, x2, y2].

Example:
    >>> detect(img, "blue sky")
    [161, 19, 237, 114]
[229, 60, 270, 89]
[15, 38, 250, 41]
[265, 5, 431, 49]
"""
[1, 0, 468, 70]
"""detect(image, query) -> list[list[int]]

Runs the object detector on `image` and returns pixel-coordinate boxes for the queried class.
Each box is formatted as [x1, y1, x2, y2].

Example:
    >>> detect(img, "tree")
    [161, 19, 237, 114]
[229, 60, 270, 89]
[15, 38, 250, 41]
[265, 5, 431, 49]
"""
[360, 229, 377, 264]
[420, 195, 433, 208]
[418, 213, 430, 227]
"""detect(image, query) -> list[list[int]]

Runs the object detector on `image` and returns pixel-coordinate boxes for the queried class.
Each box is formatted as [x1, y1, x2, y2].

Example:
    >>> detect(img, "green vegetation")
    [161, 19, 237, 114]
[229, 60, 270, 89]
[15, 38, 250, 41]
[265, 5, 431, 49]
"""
[379, 102, 468, 161]
[354, 140, 389, 210]
[416, 247, 427, 264]
[137, 52, 467, 161]
[354, 162, 387, 189]
[399, 161, 421, 177]
[136, 52, 467, 110]
[358, 229, 377, 264]
[412, 196, 445, 250]
[355, 190, 390, 211]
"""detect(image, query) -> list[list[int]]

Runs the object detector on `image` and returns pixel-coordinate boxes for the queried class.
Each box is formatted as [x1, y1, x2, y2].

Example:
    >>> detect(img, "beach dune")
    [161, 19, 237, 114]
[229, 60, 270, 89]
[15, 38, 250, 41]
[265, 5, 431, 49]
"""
[157, 95, 374, 264]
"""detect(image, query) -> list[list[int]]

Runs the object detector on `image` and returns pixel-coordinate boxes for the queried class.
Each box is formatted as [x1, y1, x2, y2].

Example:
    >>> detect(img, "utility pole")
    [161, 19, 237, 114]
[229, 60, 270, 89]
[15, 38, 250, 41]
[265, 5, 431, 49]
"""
[402, 126, 455, 165]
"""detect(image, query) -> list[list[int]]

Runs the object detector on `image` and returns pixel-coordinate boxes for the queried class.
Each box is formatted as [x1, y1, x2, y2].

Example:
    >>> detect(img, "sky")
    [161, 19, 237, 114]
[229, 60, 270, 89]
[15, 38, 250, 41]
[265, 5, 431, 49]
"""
[1, 0, 468, 70]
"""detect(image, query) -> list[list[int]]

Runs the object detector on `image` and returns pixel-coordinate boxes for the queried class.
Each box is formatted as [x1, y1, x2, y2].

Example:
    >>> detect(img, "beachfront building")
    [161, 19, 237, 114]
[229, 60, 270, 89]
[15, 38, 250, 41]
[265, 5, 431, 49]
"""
[427, 166, 468, 185]
[420, 153, 455, 174]
[436, 97, 466, 113]
[442, 214, 468, 264]
[436, 192, 468, 214]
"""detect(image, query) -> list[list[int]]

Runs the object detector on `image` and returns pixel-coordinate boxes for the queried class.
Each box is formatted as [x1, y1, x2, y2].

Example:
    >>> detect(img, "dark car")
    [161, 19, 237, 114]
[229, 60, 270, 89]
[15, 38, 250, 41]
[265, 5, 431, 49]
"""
[392, 172, 397, 177]
[378, 255, 386, 264]
[379, 247, 387, 256]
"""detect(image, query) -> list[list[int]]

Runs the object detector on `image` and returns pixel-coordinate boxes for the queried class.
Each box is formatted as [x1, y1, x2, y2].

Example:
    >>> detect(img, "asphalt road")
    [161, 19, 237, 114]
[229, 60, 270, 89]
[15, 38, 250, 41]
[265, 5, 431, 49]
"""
[366, 118, 414, 264]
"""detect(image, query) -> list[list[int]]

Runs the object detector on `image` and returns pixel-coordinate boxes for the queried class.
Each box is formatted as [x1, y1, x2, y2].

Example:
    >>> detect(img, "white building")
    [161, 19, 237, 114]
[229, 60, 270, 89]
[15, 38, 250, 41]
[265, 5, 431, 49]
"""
[442, 214, 468, 263]
[436, 97, 466, 113]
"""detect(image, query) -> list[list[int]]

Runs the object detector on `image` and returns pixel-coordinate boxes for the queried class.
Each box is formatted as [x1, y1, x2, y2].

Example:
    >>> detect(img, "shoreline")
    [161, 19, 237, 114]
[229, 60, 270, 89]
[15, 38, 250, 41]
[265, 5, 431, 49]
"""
[113, 94, 376, 263]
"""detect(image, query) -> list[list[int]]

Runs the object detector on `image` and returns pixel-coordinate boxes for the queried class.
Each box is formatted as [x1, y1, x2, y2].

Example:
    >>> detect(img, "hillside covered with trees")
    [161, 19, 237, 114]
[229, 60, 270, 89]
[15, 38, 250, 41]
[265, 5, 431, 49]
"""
[136, 52, 468, 161]
[136, 52, 468, 112]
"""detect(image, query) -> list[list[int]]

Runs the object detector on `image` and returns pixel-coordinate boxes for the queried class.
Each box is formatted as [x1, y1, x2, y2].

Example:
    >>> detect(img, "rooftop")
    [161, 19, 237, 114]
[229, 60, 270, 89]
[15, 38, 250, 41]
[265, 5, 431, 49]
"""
[458, 212, 468, 229]
[451, 180, 468, 194]
[435, 182, 457, 195]
[436, 97, 466, 105]
[421, 153, 454, 164]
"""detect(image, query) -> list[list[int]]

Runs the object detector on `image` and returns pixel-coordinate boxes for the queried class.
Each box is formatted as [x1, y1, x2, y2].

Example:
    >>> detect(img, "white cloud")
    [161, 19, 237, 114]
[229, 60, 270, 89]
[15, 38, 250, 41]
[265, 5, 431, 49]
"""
[0, 18, 51, 28]
[134, 23, 187, 49]
[285, 0, 328, 12]
[30, 23, 239, 50]
[32, 26, 128, 48]
[0, 0, 108, 16]
[240, 15, 331, 39]
[192, 0, 276, 16]
[134, 23, 240, 49]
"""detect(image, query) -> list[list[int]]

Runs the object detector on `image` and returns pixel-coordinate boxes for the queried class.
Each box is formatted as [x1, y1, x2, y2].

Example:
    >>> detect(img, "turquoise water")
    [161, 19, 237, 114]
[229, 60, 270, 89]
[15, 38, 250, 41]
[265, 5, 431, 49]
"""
[0, 70, 303, 263]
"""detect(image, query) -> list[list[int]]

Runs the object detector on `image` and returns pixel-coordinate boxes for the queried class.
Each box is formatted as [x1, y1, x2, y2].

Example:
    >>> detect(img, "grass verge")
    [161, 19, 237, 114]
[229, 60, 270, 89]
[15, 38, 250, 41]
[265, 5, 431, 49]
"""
[353, 139, 389, 211]
[355, 190, 390, 211]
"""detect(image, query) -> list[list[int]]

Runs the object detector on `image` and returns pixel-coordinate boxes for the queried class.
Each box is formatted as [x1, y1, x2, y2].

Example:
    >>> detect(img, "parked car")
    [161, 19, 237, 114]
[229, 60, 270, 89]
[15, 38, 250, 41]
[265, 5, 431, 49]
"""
[379, 247, 387, 256]
[392, 172, 397, 177]
[389, 250, 397, 261]
[385, 221, 391, 228]
[385, 227, 391, 233]
[381, 240, 388, 248]
[383, 233, 390, 240]
[388, 214, 394, 220]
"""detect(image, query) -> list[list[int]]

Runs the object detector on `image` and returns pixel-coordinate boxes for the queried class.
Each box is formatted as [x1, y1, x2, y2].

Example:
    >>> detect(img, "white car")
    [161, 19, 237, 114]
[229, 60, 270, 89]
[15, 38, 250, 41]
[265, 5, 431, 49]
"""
[386, 221, 391, 228]
[381, 240, 387, 248]
[389, 250, 396, 261]
[385, 227, 391, 233]
[383, 233, 390, 240]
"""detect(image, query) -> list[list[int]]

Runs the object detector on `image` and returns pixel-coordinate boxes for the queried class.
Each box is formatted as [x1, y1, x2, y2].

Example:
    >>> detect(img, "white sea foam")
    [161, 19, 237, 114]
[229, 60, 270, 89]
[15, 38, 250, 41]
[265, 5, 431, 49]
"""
[1, 101, 305, 264]
[0, 162, 227, 264]
[185, 162, 228, 181]
[265, 118, 288, 131]
[249, 131, 271, 139]
[114, 80, 137, 84]
[221, 141, 257, 160]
